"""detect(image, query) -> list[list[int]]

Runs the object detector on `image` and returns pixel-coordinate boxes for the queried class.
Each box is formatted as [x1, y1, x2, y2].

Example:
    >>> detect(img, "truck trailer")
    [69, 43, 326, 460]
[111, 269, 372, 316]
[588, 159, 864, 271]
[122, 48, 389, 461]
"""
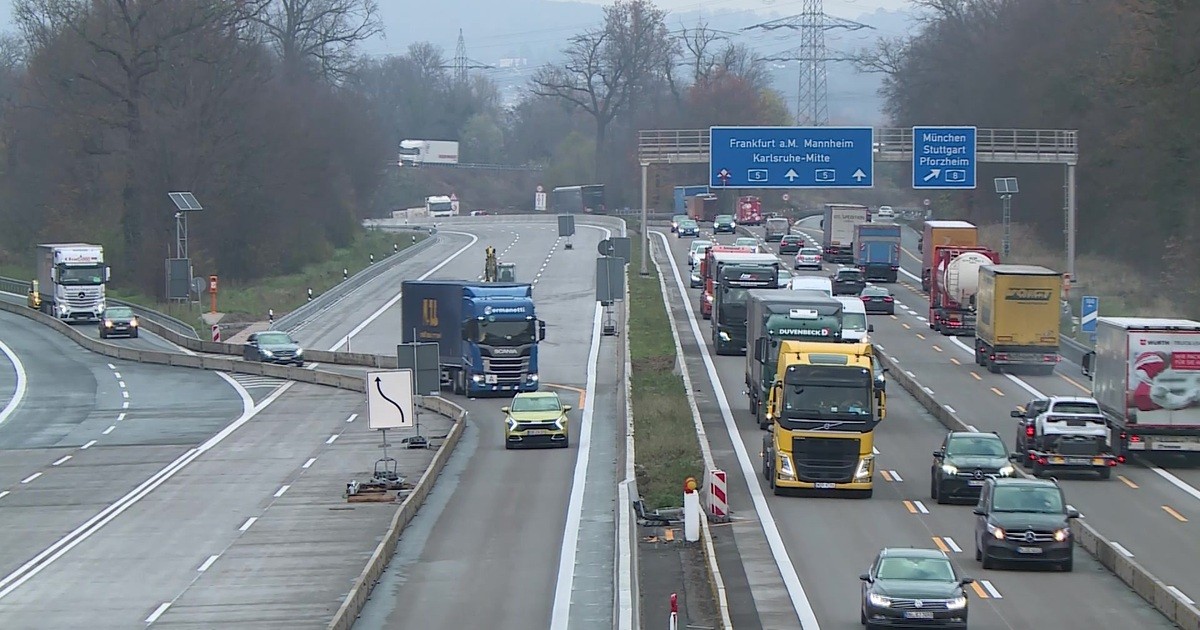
[687, 194, 721, 223]
[974, 265, 1062, 374]
[399, 139, 460, 166]
[820, 204, 869, 264]
[34, 243, 109, 322]
[736, 196, 764, 226]
[711, 255, 782, 355]
[673, 185, 708, 215]
[1083, 317, 1200, 461]
[401, 280, 546, 397]
[928, 246, 999, 336]
[854, 223, 901, 282]
[921, 220, 977, 291]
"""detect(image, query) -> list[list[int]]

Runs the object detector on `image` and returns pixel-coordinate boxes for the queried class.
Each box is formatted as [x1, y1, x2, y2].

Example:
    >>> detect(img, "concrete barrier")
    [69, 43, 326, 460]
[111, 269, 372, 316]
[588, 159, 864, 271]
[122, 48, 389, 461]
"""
[326, 396, 468, 630]
[875, 348, 1200, 628]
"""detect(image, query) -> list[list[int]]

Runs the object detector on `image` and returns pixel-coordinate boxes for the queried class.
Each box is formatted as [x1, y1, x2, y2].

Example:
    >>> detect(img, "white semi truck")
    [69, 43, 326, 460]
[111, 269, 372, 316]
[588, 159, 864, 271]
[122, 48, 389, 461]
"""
[34, 243, 109, 322]
[398, 140, 460, 166]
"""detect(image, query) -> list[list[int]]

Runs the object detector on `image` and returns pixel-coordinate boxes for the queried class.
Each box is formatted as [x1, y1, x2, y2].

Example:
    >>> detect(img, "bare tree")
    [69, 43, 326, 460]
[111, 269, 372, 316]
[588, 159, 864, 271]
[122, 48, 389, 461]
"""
[679, 21, 724, 83]
[243, 0, 382, 82]
[851, 36, 908, 75]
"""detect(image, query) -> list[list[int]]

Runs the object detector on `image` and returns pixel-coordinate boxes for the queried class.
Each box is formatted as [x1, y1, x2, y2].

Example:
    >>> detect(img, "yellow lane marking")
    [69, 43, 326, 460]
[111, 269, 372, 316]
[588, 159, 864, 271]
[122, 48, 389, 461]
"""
[932, 345, 943, 353]
[970, 372, 982, 381]
[1162, 506, 1188, 522]
[903, 500, 918, 514]
[931, 537, 950, 553]
[916, 333, 926, 340]
[969, 581, 989, 599]
[950, 357, 960, 365]
[881, 470, 894, 482]
[902, 323, 911, 330]
[1017, 405, 1026, 413]
[1059, 373, 1091, 394]
[990, 387, 1005, 397]
[1118, 475, 1139, 489]
[545, 383, 586, 408]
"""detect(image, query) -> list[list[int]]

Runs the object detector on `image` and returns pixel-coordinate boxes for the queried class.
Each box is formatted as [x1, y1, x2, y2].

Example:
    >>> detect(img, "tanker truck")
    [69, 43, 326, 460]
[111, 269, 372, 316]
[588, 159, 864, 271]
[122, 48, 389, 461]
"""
[928, 246, 999, 336]
[921, 220, 978, 292]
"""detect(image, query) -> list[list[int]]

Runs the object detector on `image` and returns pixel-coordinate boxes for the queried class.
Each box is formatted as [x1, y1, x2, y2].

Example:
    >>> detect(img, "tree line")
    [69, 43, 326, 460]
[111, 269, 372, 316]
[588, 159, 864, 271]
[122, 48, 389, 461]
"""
[858, 0, 1200, 302]
[0, 0, 788, 296]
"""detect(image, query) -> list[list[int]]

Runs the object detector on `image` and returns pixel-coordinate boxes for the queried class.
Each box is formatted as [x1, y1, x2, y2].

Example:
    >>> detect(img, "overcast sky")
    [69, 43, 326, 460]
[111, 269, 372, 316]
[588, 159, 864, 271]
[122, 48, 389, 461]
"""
[565, 0, 913, 18]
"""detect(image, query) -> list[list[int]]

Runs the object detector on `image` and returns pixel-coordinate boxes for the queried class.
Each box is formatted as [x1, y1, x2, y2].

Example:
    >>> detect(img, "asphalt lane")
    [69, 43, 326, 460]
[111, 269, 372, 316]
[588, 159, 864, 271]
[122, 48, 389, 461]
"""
[324, 219, 621, 630]
[658, 228, 1175, 629]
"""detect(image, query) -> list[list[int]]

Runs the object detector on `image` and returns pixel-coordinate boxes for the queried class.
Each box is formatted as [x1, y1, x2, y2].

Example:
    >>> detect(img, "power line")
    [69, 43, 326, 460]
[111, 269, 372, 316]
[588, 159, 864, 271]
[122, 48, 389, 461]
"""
[444, 29, 492, 85]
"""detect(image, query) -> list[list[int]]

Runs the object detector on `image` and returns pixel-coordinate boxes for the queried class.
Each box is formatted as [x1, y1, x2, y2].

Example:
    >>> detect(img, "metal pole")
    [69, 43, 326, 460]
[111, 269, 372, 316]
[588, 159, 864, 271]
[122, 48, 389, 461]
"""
[640, 161, 650, 276]
[1066, 162, 1077, 283]
[1001, 195, 1012, 258]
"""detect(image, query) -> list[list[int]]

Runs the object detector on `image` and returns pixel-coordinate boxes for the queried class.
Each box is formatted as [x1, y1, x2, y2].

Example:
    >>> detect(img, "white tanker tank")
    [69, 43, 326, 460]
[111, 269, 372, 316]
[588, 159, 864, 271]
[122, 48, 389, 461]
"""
[938, 251, 994, 305]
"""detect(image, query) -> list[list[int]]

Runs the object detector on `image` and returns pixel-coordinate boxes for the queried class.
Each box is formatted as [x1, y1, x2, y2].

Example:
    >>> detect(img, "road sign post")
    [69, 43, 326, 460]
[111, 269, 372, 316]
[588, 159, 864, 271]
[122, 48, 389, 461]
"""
[1081, 295, 1099, 343]
[709, 126, 874, 188]
[912, 126, 978, 190]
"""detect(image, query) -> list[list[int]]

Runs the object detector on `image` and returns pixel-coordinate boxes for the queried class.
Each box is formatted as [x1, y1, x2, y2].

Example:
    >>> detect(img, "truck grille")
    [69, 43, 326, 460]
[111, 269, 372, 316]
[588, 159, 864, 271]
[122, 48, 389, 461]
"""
[482, 356, 530, 384]
[65, 287, 102, 308]
[791, 436, 860, 483]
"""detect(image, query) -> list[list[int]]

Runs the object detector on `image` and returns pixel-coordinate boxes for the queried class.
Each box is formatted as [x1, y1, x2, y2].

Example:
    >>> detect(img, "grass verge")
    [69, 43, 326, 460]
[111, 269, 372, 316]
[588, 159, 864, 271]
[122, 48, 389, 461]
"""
[629, 226, 705, 509]
[1, 229, 427, 327]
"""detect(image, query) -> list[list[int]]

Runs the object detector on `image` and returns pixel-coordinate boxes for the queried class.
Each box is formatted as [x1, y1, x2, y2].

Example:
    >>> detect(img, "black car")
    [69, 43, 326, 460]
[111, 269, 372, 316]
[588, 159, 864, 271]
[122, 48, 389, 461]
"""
[99, 305, 139, 339]
[831, 268, 866, 295]
[713, 214, 737, 233]
[931, 432, 1015, 504]
[671, 214, 688, 233]
[860, 286, 895, 314]
[243, 331, 305, 366]
[677, 220, 699, 237]
[860, 548, 972, 629]
[778, 234, 805, 255]
[974, 477, 1079, 571]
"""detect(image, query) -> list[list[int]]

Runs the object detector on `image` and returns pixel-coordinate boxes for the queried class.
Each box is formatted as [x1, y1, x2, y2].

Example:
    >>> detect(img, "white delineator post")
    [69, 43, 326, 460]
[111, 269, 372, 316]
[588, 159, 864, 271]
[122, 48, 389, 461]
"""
[683, 477, 700, 543]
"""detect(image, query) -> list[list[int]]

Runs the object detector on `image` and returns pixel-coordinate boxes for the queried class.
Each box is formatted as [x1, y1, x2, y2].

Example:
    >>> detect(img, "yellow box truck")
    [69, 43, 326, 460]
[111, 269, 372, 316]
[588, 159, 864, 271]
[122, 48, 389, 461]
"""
[973, 264, 1062, 375]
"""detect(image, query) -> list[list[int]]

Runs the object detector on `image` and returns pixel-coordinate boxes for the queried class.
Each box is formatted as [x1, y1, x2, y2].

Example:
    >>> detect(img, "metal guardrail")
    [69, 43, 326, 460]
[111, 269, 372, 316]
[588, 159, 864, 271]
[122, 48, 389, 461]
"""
[0, 275, 201, 339]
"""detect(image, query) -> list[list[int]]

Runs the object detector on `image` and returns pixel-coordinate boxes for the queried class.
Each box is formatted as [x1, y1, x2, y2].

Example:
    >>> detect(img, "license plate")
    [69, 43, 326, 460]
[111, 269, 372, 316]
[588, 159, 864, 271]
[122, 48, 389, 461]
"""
[1018, 546, 1043, 554]
[904, 611, 935, 619]
[967, 480, 985, 486]
[485, 375, 498, 384]
[814, 482, 836, 489]
[525, 429, 552, 436]
[1050, 456, 1065, 464]
[1067, 457, 1090, 465]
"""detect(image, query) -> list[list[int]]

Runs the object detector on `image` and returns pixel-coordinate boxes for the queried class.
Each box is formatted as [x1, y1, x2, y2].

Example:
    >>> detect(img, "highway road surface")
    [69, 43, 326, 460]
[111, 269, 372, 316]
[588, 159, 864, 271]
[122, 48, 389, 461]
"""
[652, 226, 1176, 629]
[284, 217, 625, 629]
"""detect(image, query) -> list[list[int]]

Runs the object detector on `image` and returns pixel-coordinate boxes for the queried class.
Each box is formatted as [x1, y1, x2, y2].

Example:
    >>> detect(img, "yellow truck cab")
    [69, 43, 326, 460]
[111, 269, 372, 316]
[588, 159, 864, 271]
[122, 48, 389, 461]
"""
[762, 340, 883, 497]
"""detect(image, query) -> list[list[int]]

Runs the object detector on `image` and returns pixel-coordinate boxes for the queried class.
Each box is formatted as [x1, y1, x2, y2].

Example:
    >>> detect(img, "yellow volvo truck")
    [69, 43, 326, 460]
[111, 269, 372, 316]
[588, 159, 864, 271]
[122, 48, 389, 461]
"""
[761, 341, 884, 497]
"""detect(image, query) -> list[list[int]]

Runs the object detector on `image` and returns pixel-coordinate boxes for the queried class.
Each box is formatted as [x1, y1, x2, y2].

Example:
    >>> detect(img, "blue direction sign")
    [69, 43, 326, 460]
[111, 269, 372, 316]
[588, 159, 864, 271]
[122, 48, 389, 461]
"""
[912, 126, 977, 190]
[1081, 296, 1099, 333]
[710, 126, 874, 189]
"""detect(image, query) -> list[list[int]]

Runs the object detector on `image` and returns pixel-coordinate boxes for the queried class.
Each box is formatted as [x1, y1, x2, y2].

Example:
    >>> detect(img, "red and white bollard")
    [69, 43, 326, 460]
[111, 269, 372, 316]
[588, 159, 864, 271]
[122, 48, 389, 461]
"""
[706, 469, 728, 520]
[211, 324, 220, 342]
[683, 477, 700, 543]
[669, 593, 678, 630]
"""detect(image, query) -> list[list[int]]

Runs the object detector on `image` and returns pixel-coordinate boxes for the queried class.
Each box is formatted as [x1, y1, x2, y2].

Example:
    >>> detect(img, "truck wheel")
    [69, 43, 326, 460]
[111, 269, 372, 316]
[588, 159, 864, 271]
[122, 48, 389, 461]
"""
[1098, 466, 1111, 480]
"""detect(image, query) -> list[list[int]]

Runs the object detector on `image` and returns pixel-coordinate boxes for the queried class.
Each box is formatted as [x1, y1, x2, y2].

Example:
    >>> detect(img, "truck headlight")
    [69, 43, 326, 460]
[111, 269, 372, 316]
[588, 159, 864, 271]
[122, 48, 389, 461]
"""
[855, 456, 874, 480]
[527, 374, 538, 382]
[941, 464, 958, 475]
[987, 523, 1005, 540]
[718, 331, 730, 342]
[473, 375, 485, 383]
[704, 294, 713, 303]
[1054, 527, 1070, 542]
[946, 596, 967, 610]
[868, 593, 892, 607]
[778, 454, 796, 480]
[998, 464, 1015, 476]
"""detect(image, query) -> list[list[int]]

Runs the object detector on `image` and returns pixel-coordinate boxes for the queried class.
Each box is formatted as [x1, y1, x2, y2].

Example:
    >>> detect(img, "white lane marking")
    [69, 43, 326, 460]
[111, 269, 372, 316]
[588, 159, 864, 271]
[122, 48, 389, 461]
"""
[121, 390, 129, 399]
[942, 536, 962, 553]
[887, 470, 903, 482]
[81, 440, 97, 450]
[912, 500, 930, 514]
[106, 363, 116, 370]
[113, 372, 121, 379]
[1146, 465, 1200, 503]
[549, 301, 605, 630]
[923, 386, 934, 395]
[122, 401, 129, 409]
[302, 457, 317, 469]
[872, 446, 880, 455]
[102, 426, 115, 435]
[327, 231, 479, 351]
[901, 267, 921, 282]
[0, 490, 9, 500]
[273, 485, 290, 498]
[979, 580, 1003, 598]
[145, 602, 171, 624]
[944, 405, 956, 414]
[0, 340, 29, 427]
[345, 413, 357, 423]
[51, 455, 71, 466]
[20, 472, 41, 484]
[238, 517, 257, 531]
[118, 380, 126, 388]
[652, 231, 822, 629]
[905, 370, 915, 378]
[0, 377, 282, 600]
[197, 554, 219, 572]
[117, 413, 127, 422]
[1166, 586, 1195, 605]
[325, 435, 338, 444]
[1110, 542, 1134, 557]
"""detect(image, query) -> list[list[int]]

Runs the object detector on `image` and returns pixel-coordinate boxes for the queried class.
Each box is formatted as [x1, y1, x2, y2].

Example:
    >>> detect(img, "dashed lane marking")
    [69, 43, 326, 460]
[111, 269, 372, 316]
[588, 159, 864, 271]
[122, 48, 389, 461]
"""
[1162, 505, 1188, 522]
[903, 500, 929, 514]
[979, 580, 1003, 599]
[1118, 475, 1138, 489]
[990, 387, 1005, 397]
[970, 372, 982, 381]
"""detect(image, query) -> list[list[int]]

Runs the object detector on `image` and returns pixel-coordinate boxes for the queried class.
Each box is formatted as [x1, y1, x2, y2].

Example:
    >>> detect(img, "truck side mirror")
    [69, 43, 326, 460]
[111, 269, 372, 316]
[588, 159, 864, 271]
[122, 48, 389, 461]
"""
[754, 337, 766, 362]
[49, 268, 57, 282]
[867, 324, 874, 333]
[538, 320, 546, 341]
[105, 266, 112, 282]
[462, 320, 477, 341]
[932, 451, 943, 459]
[1010, 410, 1023, 418]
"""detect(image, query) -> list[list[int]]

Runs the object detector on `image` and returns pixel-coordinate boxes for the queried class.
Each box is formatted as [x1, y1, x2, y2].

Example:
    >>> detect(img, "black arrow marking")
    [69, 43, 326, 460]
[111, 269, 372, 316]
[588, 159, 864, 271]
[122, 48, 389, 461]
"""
[375, 377, 406, 424]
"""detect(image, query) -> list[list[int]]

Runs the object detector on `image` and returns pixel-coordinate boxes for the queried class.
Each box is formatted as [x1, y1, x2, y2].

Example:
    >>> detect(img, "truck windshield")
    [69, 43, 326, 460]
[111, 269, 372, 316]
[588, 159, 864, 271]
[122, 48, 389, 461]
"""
[477, 319, 535, 346]
[57, 265, 104, 285]
[428, 201, 453, 213]
[779, 365, 873, 429]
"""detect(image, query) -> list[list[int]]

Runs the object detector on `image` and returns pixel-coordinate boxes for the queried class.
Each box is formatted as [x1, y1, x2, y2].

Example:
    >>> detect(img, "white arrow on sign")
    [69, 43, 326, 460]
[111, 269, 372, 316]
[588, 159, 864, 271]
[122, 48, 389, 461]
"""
[852, 169, 867, 182]
[366, 369, 415, 429]
[923, 169, 941, 182]
[784, 169, 799, 182]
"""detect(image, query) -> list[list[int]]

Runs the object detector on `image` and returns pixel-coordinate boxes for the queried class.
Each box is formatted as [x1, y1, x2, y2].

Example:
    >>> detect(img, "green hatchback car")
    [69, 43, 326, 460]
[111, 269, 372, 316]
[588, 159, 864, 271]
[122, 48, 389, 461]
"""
[503, 391, 572, 449]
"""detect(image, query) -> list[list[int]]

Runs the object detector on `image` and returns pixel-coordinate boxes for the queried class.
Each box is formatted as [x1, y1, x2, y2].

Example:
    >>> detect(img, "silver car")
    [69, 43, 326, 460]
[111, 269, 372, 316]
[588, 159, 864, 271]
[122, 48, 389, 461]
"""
[794, 247, 823, 270]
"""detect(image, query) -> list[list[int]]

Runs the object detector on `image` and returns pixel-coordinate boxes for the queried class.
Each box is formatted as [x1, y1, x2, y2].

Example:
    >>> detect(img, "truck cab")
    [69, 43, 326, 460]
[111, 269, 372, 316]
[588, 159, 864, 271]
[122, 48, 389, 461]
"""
[699, 246, 755, 319]
[747, 293, 844, 428]
[1012, 396, 1117, 478]
[712, 259, 781, 355]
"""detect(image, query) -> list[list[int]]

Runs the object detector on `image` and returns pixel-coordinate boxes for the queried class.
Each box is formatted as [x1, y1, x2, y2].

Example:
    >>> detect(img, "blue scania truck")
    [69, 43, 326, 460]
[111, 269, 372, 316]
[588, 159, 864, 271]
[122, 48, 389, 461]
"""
[401, 280, 546, 396]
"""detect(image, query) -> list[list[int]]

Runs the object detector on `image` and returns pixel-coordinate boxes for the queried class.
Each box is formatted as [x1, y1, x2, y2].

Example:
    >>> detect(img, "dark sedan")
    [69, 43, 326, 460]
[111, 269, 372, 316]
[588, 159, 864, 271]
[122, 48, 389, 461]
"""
[99, 305, 139, 339]
[243, 331, 305, 366]
[778, 234, 805, 255]
[832, 268, 866, 295]
[860, 548, 972, 629]
[860, 286, 896, 314]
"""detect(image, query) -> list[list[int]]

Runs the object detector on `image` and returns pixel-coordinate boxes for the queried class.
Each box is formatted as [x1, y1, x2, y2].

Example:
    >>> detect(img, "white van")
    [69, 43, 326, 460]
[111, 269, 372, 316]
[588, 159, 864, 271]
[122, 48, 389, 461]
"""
[835, 296, 873, 342]
[788, 276, 833, 297]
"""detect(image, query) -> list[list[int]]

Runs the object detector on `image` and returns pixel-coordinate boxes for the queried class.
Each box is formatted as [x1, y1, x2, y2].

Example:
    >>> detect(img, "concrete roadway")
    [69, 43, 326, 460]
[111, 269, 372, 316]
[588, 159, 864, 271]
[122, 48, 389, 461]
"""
[654, 228, 1175, 629]
[284, 219, 624, 630]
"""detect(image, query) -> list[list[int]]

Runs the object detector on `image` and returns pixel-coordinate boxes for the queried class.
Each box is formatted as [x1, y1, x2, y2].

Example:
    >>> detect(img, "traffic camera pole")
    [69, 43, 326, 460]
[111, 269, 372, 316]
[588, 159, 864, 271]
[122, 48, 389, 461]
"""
[640, 160, 650, 276]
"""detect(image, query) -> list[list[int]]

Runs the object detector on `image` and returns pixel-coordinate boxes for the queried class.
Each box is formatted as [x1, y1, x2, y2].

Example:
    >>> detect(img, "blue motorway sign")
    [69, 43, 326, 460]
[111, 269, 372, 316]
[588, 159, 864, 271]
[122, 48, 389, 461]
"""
[912, 126, 977, 190]
[709, 126, 874, 189]
[1081, 295, 1099, 333]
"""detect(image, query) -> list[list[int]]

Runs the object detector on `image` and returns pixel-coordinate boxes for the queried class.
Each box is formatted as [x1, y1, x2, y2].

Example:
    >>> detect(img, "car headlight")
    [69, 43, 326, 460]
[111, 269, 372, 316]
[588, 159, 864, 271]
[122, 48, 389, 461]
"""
[690, 273, 700, 283]
[730, 221, 737, 227]
[998, 464, 1015, 476]
[104, 320, 113, 327]
[507, 417, 518, 432]
[129, 319, 138, 327]
[718, 331, 730, 342]
[1054, 527, 1070, 542]
[554, 416, 566, 431]
[473, 374, 485, 383]
[868, 593, 892, 607]
[941, 464, 958, 475]
[987, 523, 1005, 540]
[946, 595, 967, 610]
[294, 348, 303, 355]
[262, 349, 274, 357]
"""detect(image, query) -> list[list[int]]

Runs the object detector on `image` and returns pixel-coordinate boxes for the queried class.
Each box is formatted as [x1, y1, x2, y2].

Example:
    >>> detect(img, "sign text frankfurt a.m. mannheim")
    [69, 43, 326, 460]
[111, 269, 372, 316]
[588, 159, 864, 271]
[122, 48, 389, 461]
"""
[710, 126, 874, 189]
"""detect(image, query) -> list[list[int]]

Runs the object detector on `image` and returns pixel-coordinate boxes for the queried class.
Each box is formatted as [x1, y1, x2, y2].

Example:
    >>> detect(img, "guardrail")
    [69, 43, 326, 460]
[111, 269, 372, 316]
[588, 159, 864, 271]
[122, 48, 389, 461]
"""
[875, 348, 1200, 629]
[0, 275, 201, 339]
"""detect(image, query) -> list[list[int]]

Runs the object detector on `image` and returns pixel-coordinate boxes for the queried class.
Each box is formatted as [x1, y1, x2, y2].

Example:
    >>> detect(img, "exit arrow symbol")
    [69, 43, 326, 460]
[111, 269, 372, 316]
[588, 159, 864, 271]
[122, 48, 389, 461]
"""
[852, 169, 867, 182]
[784, 169, 799, 182]
[374, 376, 406, 424]
[923, 169, 941, 182]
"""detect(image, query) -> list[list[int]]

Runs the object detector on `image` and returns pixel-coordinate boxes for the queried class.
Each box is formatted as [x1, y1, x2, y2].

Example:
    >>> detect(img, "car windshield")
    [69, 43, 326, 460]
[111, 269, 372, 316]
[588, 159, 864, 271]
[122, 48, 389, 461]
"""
[877, 557, 955, 581]
[782, 236, 800, 242]
[716, 215, 733, 222]
[511, 395, 560, 413]
[863, 287, 888, 297]
[257, 332, 294, 345]
[690, 241, 711, 253]
[837, 271, 863, 281]
[673, 215, 687, 223]
[843, 313, 867, 332]
[946, 436, 1007, 457]
[736, 239, 757, 245]
[104, 307, 134, 319]
[799, 248, 820, 256]
[992, 486, 1065, 513]
[1052, 401, 1101, 414]
[681, 221, 697, 228]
